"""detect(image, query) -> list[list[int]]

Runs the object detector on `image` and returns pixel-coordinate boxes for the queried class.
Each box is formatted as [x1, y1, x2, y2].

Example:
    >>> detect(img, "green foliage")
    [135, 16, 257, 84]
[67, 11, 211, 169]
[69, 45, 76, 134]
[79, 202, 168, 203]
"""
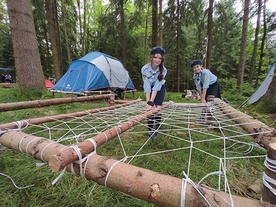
[1, 0, 275, 93]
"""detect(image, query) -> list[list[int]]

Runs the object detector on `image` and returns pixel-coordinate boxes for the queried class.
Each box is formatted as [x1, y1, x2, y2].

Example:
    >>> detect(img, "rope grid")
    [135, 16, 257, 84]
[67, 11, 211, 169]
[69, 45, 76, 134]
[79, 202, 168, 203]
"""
[0, 100, 273, 206]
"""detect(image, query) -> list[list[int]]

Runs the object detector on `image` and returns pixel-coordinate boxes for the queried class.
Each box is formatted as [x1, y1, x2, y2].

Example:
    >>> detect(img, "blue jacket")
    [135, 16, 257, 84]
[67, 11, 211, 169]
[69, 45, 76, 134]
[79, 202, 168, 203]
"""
[193, 68, 217, 91]
[141, 63, 167, 93]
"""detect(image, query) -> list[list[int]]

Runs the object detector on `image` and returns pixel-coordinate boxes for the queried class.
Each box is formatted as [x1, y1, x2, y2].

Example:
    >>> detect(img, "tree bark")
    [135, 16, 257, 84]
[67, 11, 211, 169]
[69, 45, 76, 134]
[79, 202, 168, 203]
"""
[45, 0, 62, 80]
[6, 0, 45, 91]
[206, 0, 214, 70]
[237, 0, 250, 91]
[119, 0, 127, 66]
[176, 0, 180, 92]
[249, 0, 262, 84]
[152, 0, 158, 46]
[256, 0, 267, 88]
[158, 0, 163, 45]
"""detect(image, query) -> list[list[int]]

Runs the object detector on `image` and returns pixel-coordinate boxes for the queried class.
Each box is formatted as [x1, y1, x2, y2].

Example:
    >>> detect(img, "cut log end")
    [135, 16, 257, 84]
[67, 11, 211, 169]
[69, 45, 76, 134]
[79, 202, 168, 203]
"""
[48, 155, 63, 172]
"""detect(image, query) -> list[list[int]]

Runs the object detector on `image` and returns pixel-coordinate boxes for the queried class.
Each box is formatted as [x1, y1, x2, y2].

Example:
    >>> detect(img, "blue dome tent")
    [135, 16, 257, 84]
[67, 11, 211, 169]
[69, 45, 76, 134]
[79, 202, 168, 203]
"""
[53, 51, 136, 94]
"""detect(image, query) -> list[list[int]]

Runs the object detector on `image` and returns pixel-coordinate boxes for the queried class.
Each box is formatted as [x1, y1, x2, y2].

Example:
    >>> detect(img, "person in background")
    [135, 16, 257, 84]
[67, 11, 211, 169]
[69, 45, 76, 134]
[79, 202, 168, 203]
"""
[191, 60, 221, 104]
[5, 74, 11, 83]
[141, 46, 167, 139]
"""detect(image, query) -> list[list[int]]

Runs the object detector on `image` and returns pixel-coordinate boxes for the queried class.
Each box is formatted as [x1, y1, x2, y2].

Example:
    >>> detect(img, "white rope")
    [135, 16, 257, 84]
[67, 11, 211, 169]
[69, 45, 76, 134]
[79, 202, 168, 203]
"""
[263, 155, 276, 196]
[263, 172, 276, 196]
[104, 157, 127, 187]
[1, 101, 270, 205]
[0, 172, 34, 189]
[51, 167, 66, 186]
[181, 171, 212, 207]
[18, 135, 29, 153]
[264, 155, 276, 172]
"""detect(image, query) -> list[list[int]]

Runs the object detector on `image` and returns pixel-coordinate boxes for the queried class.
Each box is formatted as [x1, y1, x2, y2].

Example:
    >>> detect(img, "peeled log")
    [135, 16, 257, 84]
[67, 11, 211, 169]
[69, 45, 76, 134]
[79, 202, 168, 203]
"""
[0, 131, 270, 207]
[0, 94, 114, 112]
[214, 98, 276, 148]
[0, 100, 138, 131]
[48, 102, 171, 172]
[214, 98, 276, 205]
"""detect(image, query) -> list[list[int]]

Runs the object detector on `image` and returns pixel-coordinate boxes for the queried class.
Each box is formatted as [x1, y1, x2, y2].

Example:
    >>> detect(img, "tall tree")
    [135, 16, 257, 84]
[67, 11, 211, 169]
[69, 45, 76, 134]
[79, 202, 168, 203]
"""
[237, 0, 250, 91]
[249, 0, 262, 84]
[205, 0, 214, 69]
[152, 0, 158, 46]
[82, 0, 87, 55]
[45, 0, 62, 80]
[119, 0, 127, 65]
[256, 0, 267, 87]
[6, 0, 45, 91]
[176, 0, 180, 92]
[158, 0, 163, 45]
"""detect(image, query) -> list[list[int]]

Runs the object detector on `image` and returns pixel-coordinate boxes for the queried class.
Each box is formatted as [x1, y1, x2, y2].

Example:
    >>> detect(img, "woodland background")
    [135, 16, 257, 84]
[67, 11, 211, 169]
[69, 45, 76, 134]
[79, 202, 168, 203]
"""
[0, 0, 275, 111]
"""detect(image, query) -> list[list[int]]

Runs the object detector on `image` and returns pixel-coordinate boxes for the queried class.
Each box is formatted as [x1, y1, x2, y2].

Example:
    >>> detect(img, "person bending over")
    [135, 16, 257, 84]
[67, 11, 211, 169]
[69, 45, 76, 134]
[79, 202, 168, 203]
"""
[141, 46, 167, 139]
[191, 60, 221, 104]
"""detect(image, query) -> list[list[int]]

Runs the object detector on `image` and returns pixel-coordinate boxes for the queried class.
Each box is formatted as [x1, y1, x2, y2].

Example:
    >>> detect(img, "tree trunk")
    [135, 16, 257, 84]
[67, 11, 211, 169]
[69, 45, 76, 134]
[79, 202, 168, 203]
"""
[61, 4, 71, 63]
[152, 0, 158, 46]
[249, 0, 262, 84]
[158, 0, 163, 45]
[256, 0, 267, 88]
[7, 0, 45, 91]
[45, 0, 62, 80]
[237, 0, 250, 91]
[119, 0, 127, 66]
[206, 0, 214, 69]
[176, 0, 180, 92]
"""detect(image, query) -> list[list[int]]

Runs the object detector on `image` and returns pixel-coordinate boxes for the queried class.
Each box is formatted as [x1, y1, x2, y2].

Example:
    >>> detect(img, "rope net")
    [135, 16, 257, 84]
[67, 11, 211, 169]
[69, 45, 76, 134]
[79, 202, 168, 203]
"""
[0, 100, 270, 205]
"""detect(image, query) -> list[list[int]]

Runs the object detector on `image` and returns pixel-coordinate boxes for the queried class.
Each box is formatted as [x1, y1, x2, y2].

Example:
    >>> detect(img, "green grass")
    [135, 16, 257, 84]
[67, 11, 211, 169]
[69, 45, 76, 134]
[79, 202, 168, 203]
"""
[0, 86, 272, 206]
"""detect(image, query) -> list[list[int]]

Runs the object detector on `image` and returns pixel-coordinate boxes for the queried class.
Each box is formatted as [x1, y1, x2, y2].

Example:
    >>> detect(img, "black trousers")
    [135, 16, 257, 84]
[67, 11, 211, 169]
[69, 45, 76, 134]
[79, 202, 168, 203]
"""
[205, 81, 221, 102]
[148, 85, 165, 131]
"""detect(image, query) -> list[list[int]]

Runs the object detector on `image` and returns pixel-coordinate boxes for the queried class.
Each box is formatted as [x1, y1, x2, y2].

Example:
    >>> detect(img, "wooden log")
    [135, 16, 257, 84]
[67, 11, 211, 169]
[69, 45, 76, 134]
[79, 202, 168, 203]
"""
[48, 102, 171, 172]
[0, 131, 271, 207]
[214, 98, 276, 148]
[262, 142, 276, 205]
[0, 100, 139, 131]
[0, 94, 114, 112]
[214, 98, 276, 205]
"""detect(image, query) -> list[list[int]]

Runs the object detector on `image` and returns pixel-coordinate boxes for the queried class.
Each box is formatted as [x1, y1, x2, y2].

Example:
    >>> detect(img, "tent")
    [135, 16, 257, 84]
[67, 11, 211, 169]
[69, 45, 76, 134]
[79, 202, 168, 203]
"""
[246, 62, 275, 104]
[45, 80, 54, 88]
[53, 51, 135, 94]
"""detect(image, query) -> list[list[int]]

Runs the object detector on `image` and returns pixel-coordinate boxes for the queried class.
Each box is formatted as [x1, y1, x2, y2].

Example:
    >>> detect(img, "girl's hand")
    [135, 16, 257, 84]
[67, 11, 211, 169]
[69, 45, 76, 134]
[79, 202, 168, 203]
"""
[146, 104, 154, 110]
[146, 101, 155, 110]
